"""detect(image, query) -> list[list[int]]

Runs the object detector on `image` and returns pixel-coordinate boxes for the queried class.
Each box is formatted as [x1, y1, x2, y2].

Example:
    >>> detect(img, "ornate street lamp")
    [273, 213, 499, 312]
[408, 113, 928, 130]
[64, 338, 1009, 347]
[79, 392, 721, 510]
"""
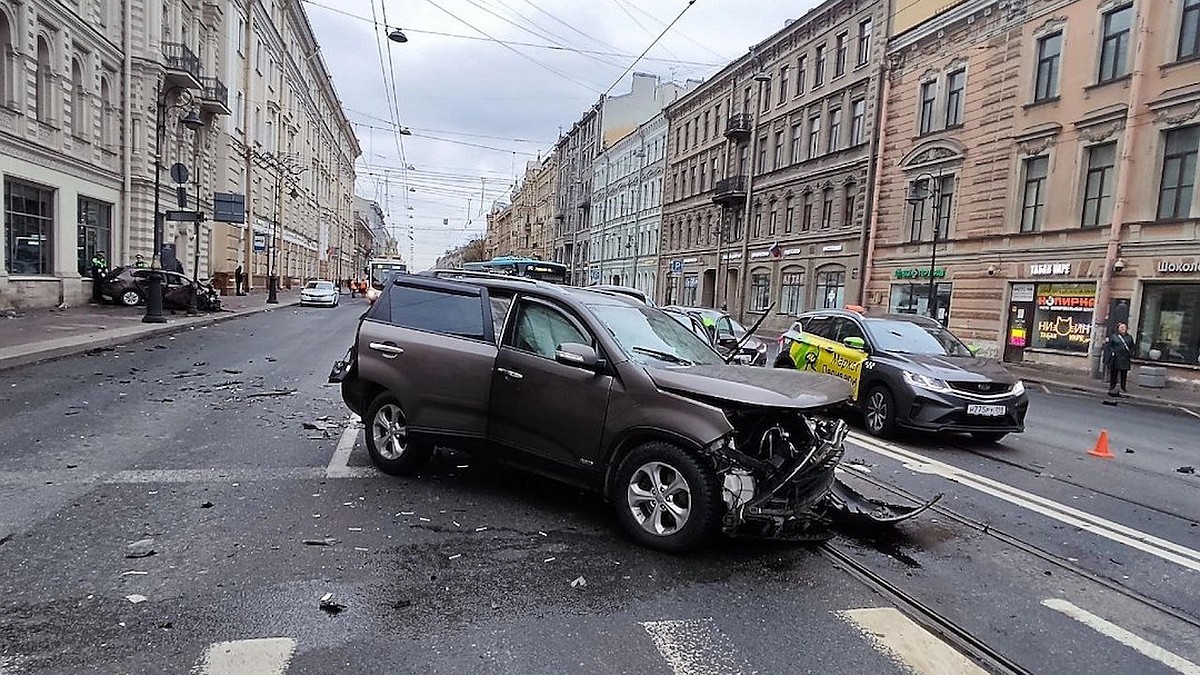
[905, 168, 947, 323]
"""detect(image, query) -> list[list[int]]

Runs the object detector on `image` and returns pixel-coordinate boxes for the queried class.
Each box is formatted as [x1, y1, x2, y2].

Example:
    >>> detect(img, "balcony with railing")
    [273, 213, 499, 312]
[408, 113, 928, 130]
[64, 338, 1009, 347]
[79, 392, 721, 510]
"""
[711, 175, 748, 207]
[724, 113, 752, 141]
[200, 77, 231, 115]
[162, 42, 202, 90]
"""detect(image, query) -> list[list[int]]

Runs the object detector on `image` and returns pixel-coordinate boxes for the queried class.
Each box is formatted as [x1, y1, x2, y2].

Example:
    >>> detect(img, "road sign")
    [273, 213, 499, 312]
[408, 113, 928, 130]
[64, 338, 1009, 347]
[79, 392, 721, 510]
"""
[165, 210, 205, 222]
[253, 233, 267, 252]
[169, 162, 189, 185]
[670, 259, 683, 273]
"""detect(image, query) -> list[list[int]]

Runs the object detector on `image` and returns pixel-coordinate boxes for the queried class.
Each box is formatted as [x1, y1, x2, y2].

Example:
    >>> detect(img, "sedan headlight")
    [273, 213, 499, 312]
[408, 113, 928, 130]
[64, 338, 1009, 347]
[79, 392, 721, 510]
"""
[1012, 380, 1025, 396]
[902, 370, 953, 394]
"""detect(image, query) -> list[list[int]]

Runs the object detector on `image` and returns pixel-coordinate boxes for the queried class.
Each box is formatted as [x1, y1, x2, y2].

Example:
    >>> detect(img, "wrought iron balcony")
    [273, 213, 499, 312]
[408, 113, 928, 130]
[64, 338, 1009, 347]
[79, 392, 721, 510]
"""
[712, 175, 748, 207]
[200, 77, 231, 115]
[162, 42, 202, 90]
[724, 113, 752, 141]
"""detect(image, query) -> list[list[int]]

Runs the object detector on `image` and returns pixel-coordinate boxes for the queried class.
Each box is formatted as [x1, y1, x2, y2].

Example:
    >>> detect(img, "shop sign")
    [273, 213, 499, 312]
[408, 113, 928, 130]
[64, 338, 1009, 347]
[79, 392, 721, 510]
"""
[1030, 262, 1071, 276]
[1011, 283, 1035, 302]
[893, 267, 947, 279]
[1032, 282, 1094, 352]
[822, 244, 843, 253]
[784, 248, 803, 256]
[682, 258, 699, 264]
[1158, 260, 1199, 274]
[751, 251, 770, 259]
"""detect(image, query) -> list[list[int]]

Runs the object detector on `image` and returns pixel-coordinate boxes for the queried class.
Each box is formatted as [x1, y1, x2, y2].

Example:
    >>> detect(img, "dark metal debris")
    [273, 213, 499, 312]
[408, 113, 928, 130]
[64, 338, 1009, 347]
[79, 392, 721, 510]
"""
[303, 538, 339, 547]
[1178, 466, 1196, 474]
[319, 592, 346, 614]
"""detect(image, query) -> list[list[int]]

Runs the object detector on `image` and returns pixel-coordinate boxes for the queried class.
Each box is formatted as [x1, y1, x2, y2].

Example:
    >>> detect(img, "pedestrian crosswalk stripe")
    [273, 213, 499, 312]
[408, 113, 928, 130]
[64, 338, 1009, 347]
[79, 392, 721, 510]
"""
[640, 618, 752, 675]
[193, 637, 296, 675]
[839, 607, 988, 675]
[1042, 599, 1200, 675]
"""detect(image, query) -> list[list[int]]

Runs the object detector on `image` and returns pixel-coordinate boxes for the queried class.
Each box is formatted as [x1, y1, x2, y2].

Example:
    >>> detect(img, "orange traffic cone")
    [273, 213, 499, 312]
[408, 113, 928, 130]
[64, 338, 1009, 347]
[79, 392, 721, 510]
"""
[1089, 429, 1115, 459]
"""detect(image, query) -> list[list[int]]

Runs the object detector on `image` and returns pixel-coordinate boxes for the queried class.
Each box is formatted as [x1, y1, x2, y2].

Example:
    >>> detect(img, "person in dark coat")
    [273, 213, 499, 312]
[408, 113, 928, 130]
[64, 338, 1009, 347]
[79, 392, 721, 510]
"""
[90, 251, 108, 303]
[235, 264, 245, 295]
[1106, 322, 1136, 396]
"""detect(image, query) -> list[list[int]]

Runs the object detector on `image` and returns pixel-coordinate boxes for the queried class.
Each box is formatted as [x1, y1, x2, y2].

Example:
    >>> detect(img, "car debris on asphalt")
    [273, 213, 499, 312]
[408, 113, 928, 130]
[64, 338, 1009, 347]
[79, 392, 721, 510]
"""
[319, 593, 346, 614]
[124, 538, 157, 559]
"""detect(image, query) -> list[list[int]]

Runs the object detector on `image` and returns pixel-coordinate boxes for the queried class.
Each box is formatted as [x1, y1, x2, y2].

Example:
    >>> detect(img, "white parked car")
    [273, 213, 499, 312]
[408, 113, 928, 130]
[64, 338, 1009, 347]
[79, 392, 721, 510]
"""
[300, 280, 339, 307]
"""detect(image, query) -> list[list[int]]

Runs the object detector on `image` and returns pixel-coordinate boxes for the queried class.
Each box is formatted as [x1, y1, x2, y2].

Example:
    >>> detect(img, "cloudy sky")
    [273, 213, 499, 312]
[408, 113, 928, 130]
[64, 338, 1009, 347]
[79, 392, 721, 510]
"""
[302, 0, 819, 270]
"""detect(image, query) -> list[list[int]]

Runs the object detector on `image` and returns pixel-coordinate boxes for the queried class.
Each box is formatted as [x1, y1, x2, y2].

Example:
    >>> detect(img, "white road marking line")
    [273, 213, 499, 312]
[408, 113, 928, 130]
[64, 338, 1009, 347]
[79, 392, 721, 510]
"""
[1172, 405, 1200, 421]
[107, 468, 327, 483]
[848, 432, 1200, 572]
[326, 424, 378, 478]
[1042, 599, 1200, 675]
[839, 607, 988, 675]
[1041, 384, 1051, 395]
[640, 618, 752, 675]
[193, 637, 296, 675]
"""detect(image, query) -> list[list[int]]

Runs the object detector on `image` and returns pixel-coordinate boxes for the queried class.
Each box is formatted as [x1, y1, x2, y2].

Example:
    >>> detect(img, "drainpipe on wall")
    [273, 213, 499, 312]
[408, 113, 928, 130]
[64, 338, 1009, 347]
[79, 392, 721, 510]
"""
[860, 59, 891, 308]
[121, 0, 133, 263]
[241, 2, 255, 291]
[1089, 1, 1150, 379]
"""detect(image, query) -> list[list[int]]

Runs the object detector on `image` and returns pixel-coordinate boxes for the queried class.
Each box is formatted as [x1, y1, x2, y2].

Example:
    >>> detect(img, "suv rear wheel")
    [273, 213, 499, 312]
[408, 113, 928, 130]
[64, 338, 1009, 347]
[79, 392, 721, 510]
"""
[364, 394, 432, 475]
[612, 442, 722, 552]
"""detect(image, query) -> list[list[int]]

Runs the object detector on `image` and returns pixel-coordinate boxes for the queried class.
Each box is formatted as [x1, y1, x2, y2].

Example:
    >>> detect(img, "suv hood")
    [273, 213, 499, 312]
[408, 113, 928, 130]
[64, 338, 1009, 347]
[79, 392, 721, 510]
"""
[647, 364, 851, 409]
[886, 353, 1017, 383]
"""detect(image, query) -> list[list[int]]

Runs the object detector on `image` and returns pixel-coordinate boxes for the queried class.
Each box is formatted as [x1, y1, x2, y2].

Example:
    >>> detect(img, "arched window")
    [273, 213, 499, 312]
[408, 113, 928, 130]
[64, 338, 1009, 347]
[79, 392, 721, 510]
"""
[71, 59, 85, 136]
[99, 76, 113, 147]
[780, 266, 806, 315]
[36, 37, 53, 122]
[749, 267, 772, 311]
[0, 12, 12, 105]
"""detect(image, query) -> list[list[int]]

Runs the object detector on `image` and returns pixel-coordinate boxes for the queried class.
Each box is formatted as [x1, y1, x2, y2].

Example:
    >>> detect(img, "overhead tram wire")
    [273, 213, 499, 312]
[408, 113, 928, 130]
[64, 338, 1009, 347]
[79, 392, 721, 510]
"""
[344, 108, 554, 145]
[352, 122, 542, 156]
[602, 0, 701, 97]
[605, 0, 686, 63]
[480, 0, 629, 71]
[462, 0, 627, 71]
[379, 0, 415, 260]
[510, 0, 646, 62]
[612, 0, 728, 62]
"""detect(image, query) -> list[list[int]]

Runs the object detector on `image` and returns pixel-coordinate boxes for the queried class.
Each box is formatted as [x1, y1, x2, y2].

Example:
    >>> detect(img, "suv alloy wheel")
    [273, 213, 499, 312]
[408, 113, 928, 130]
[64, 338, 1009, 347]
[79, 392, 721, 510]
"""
[612, 442, 722, 552]
[364, 394, 433, 475]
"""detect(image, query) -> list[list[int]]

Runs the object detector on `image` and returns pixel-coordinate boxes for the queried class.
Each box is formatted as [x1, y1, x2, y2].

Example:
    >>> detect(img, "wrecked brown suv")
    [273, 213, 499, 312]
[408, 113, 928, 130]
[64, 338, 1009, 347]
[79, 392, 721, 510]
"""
[333, 272, 933, 552]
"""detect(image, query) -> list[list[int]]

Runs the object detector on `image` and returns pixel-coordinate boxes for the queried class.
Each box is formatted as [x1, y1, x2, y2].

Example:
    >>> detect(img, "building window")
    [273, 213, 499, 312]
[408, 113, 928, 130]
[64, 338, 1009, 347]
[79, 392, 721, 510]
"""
[890, 282, 953, 321]
[834, 32, 848, 76]
[821, 188, 833, 229]
[0, 13, 11, 104]
[78, 197, 112, 276]
[1020, 155, 1049, 232]
[796, 55, 807, 96]
[774, 130, 785, 169]
[945, 69, 965, 128]
[1034, 32, 1062, 102]
[919, 81, 937, 134]
[699, 161, 707, 194]
[750, 271, 771, 311]
[780, 270, 805, 314]
[785, 199, 794, 234]
[100, 76, 113, 146]
[1182, 0, 1200, 60]
[1098, 4, 1133, 83]
[850, 99, 866, 145]
[808, 115, 821, 158]
[814, 44, 826, 86]
[756, 137, 767, 174]
[1138, 283, 1200, 364]
[753, 205, 762, 238]
[71, 59, 86, 137]
[935, 175, 954, 239]
[791, 122, 802, 163]
[769, 206, 778, 235]
[908, 179, 927, 241]
[5, 178, 55, 275]
[802, 193, 813, 231]
[857, 19, 872, 66]
[843, 187, 856, 228]
[36, 37, 52, 123]
[778, 66, 789, 105]
[1158, 125, 1199, 220]
[816, 266, 846, 309]
[827, 108, 842, 153]
[1082, 142, 1117, 227]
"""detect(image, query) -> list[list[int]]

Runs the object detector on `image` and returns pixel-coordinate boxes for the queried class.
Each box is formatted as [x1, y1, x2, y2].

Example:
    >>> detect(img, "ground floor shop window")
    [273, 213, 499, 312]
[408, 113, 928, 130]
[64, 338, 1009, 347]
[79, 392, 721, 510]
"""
[77, 197, 112, 276]
[4, 178, 55, 275]
[1031, 282, 1095, 352]
[683, 274, 698, 306]
[815, 266, 845, 309]
[1138, 283, 1200, 365]
[750, 270, 771, 311]
[890, 282, 953, 325]
[780, 269, 805, 315]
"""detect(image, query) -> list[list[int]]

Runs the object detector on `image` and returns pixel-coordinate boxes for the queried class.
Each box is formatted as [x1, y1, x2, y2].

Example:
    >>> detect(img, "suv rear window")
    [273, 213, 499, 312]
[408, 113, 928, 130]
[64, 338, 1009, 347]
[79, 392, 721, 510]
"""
[387, 285, 486, 341]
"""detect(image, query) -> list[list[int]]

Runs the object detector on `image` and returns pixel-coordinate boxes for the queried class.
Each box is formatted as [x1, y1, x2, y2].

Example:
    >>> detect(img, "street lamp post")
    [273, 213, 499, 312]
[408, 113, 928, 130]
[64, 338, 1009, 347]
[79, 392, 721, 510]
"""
[144, 84, 204, 323]
[904, 169, 946, 323]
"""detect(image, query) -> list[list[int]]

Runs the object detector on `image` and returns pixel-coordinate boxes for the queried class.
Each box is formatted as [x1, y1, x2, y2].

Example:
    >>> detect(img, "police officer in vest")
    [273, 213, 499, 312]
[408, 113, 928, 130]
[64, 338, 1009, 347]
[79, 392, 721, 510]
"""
[90, 251, 108, 304]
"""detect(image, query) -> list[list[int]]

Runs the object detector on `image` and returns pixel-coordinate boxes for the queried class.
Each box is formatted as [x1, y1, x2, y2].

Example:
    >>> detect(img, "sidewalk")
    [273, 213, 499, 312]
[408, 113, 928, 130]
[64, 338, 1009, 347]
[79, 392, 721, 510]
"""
[1006, 362, 1200, 415]
[0, 288, 302, 372]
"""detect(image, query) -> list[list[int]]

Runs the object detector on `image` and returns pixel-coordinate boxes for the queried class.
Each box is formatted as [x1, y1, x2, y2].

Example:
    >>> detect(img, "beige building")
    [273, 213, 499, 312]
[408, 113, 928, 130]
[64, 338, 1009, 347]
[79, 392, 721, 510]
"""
[485, 155, 557, 262]
[0, 0, 358, 309]
[659, 0, 888, 334]
[866, 0, 1200, 386]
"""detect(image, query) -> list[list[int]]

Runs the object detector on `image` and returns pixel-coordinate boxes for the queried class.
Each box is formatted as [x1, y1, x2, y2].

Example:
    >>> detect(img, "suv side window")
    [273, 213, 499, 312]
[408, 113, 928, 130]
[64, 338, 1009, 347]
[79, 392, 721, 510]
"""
[804, 316, 836, 340]
[833, 317, 866, 343]
[385, 284, 489, 341]
[715, 316, 734, 338]
[504, 301, 589, 359]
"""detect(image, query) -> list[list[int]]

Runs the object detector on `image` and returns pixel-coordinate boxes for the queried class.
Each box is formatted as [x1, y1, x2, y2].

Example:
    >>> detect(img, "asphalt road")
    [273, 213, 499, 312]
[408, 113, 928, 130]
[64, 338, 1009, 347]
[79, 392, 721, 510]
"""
[0, 299, 1196, 674]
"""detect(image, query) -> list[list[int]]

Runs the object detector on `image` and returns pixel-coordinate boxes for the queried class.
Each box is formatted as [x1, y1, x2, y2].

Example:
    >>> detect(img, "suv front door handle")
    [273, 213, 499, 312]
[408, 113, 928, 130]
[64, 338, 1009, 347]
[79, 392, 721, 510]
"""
[497, 367, 523, 380]
[368, 342, 405, 358]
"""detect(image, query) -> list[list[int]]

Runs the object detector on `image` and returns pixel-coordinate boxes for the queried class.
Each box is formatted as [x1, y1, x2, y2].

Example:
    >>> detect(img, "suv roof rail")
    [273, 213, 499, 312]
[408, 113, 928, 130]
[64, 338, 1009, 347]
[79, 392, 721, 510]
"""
[419, 268, 542, 285]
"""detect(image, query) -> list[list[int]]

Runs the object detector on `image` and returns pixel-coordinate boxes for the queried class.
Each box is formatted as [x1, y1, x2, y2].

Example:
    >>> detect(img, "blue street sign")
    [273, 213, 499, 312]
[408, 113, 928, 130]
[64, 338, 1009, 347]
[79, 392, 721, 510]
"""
[253, 233, 267, 252]
[670, 259, 683, 273]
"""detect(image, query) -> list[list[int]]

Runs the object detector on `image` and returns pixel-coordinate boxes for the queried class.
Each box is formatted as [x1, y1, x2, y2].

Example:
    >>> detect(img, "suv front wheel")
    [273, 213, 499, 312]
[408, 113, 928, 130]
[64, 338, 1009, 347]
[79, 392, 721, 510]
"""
[364, 394, 433, 475]
[612, 442, 722, 552]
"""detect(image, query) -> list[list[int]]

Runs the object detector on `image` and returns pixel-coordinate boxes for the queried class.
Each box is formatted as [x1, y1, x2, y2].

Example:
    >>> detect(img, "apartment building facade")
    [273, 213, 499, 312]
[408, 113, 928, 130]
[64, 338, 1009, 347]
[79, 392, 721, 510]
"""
[866, 0, 1200, 385]
[484, 155, 557, 262]
[659, 0, 888, 334]
[588, 112, 667, 296]
[0, 0, 358, 309]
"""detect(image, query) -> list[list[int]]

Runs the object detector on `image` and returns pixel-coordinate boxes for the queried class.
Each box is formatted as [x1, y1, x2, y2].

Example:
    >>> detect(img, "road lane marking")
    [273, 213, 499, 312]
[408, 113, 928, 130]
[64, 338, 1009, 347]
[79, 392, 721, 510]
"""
[326, 425, 380, 478]
[107, 468, 327, 483]
[839, 607, 988, 675]
[193, 637, 296, 675]
[1173, 405, 1200, 421]
[848, 432, 1200, 572]
[640, 618, 752, 675]
[1042, 599, 1200, 675]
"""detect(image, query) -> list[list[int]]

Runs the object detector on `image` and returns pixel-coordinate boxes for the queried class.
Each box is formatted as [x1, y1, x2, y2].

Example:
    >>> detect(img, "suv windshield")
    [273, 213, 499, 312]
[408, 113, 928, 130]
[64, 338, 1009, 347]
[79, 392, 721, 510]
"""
[589, 304, 722, 367]
[866, 319, 973, 357]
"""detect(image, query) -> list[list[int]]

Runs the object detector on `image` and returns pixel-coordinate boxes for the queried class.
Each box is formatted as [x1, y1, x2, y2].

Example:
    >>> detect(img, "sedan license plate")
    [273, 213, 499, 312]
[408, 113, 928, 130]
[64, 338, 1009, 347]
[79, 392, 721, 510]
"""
[967, 404, 1007, 417]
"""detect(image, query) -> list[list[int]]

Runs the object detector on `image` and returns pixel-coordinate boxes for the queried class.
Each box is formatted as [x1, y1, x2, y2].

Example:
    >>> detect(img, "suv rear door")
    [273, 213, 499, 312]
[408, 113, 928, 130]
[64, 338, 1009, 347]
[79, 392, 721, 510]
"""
[357, 276, 497, 439]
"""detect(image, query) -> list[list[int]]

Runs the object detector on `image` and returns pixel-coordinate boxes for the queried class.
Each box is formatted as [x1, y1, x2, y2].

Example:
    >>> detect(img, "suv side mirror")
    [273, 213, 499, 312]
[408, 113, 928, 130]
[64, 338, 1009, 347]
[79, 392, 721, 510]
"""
[843, 336, 867, 351]
[555, 342, 601, 371]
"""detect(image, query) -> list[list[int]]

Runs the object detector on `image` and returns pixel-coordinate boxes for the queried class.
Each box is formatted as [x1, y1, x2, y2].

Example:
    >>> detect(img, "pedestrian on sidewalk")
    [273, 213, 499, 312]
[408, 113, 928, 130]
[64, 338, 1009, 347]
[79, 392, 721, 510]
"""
[1106, 322, 1136, 396]
[90, 251, 108, 304]
[235, 264, 245, 296]
[133, 254, 148, 268]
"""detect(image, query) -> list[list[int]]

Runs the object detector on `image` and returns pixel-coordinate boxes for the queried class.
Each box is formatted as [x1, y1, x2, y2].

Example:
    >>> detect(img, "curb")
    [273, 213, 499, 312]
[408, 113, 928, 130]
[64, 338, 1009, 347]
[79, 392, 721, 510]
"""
[0, 299, 300, 373]
[1018, 372, 1200, 415]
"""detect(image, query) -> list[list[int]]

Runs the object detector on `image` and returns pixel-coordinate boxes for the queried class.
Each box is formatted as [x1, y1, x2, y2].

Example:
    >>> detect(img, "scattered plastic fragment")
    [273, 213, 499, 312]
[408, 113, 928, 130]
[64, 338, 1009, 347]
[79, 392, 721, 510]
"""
[319, 593, 346, 614]
[200, 501, 213, 509]
[475, 526, 488, 532]
[1178, 466, 1196, 474]
[543, 557, 556, 563]
[347, 527, 363, 532]
[125, 594, 147, 604]
[303, 538, 339, 547]
[448, 554, 462, 560]
[124, 538, 157, 559]
[570, 576, 586, 588]
[120, 570, 149, 577]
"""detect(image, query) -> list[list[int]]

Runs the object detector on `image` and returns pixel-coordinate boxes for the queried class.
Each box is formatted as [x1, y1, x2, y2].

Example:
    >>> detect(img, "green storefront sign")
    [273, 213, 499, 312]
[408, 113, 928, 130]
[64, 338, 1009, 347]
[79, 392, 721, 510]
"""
[894, 267, 947, 279]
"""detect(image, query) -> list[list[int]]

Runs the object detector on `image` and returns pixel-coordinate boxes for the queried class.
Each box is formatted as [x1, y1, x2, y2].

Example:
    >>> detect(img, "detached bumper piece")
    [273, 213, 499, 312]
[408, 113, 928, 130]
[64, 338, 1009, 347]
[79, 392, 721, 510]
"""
[824, 479, 942, 526]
